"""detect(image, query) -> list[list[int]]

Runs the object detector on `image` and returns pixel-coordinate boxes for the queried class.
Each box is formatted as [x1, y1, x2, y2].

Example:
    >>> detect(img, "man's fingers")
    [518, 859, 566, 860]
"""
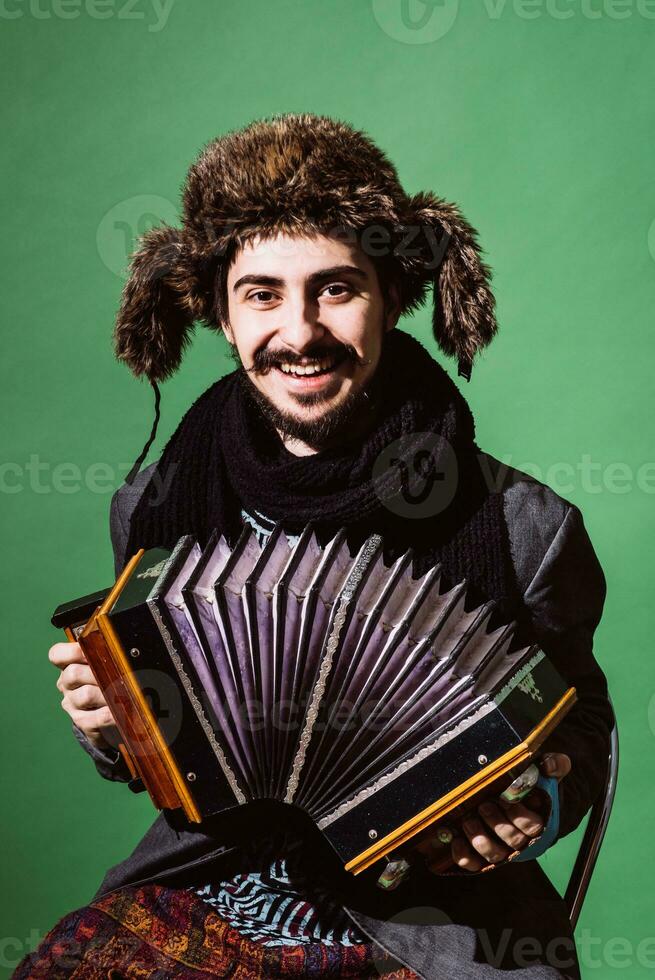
[64, 702, 116, 730]
[477, 802, 530, 851]
[63, 684, 108, 712]
[498, 799, 544, 837]
[541, 753, 571, 781]
[67, 705, 120, 746]
[451, 836, 485, 872]
[49, 641, 87, 669]
[56, 663, 97, 694]
[461, 817, 511, 864]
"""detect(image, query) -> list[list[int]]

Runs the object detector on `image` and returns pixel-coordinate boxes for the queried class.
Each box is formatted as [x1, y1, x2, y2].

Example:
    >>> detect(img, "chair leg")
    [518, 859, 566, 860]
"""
[564, 717, 619, 929]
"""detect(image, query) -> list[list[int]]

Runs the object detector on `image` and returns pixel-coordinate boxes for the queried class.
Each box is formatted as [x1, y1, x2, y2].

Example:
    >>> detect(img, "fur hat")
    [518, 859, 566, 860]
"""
[114, 112, 497, 383]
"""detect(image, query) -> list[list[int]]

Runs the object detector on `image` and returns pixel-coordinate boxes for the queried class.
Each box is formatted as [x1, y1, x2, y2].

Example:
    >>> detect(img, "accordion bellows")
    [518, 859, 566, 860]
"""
[55, 525, 576, 875]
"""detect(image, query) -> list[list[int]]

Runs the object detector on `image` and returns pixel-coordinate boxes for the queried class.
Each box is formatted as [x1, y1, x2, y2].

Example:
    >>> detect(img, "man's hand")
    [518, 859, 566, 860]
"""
[422, 753, 572, 873]
[49, 641, 120, 751]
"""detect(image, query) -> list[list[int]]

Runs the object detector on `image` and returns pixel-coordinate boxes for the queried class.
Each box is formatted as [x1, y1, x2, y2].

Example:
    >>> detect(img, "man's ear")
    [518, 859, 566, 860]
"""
[384, 282, 402, 333]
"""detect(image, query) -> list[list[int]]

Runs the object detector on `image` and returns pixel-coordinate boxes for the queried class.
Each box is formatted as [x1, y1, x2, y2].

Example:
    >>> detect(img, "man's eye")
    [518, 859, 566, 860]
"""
[322, 284, 351, 298]
[247, 284, 351, 303]
[249, 290, 276, 303]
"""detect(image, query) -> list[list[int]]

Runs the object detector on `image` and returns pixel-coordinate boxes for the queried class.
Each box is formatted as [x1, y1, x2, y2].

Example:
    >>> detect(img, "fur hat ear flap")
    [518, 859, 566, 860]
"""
[405, 192, 498, 379]
[114, 224, 196, 383]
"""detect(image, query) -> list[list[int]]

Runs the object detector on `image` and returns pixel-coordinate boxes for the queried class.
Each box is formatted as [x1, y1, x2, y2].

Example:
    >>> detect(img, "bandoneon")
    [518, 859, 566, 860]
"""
[52, 524, 575, 875]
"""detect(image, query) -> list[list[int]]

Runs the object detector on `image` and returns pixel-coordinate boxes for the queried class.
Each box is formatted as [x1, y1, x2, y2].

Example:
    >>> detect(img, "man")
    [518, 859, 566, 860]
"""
[32, 113, 611, 978]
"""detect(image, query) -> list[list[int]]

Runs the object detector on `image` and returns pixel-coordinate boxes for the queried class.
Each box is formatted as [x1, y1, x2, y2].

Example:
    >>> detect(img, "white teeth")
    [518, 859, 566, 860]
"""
[279, 356, 339, 376]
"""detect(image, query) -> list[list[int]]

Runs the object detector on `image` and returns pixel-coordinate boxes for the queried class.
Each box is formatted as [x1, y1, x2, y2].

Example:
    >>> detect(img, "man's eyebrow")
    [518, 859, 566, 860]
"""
[232, 265, 369, 293]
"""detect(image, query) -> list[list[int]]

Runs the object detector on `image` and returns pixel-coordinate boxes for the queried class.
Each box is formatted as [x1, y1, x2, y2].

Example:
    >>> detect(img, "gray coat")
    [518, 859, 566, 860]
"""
[71, 453, 612, 979]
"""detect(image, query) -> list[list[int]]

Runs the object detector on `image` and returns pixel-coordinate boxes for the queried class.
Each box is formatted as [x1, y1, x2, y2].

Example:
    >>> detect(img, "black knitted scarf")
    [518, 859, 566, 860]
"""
[126, 329, 520, 623]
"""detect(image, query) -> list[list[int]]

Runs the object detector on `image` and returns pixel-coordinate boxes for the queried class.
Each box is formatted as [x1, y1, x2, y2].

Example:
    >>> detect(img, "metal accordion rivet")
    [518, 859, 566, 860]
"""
[368, 828, 378, 839]
[186, 772, 196, 782]
[129, 648, 140, 658]
[478, 754, 488, 765]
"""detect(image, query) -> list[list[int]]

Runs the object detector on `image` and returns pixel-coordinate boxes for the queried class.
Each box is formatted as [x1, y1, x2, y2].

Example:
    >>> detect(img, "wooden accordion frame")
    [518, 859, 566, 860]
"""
[53, 524, 576, 876]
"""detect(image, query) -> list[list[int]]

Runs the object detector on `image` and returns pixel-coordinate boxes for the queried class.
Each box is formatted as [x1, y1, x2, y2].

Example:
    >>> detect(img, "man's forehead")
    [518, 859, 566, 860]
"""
[228, 231, 369, 276]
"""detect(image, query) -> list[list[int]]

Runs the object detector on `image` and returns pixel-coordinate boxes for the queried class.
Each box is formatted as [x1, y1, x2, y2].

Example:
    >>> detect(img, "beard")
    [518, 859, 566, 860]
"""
[227, 339, 379, 451]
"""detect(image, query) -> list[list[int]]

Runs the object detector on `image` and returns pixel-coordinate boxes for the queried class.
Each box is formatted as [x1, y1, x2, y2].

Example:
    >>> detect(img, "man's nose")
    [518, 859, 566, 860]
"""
[275, 296, 325, 351]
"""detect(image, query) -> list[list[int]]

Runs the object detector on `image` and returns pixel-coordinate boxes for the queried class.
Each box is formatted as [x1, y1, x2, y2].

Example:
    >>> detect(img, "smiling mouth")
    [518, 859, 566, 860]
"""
[271, 350, 349, 382]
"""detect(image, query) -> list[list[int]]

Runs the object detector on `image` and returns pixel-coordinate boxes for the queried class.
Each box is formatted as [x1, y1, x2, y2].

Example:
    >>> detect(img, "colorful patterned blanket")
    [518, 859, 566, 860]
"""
[14, 883, 417, 978]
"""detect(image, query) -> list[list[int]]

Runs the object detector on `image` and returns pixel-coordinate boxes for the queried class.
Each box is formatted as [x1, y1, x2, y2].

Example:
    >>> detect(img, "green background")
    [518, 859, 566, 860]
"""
[2, 1, 653, 975]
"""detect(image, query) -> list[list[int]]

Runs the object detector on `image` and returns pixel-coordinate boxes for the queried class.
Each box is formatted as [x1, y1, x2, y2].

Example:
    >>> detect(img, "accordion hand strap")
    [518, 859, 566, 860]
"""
[512, 775, 560, 862]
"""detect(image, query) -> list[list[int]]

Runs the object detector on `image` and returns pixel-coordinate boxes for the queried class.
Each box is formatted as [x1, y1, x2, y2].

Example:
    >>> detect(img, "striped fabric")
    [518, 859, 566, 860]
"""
[189, 507, 367, 948]
[191, 832, 366, 948]
[240, 505, 303, 548]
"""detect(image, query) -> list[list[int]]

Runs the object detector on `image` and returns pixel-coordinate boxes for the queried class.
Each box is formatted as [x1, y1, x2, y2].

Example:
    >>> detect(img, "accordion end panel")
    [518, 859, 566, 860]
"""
[76, 550, 197, 818]
[318, 661, 577, 874]
[79, 547, 218, 824]
[96, 608, 203, 823]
